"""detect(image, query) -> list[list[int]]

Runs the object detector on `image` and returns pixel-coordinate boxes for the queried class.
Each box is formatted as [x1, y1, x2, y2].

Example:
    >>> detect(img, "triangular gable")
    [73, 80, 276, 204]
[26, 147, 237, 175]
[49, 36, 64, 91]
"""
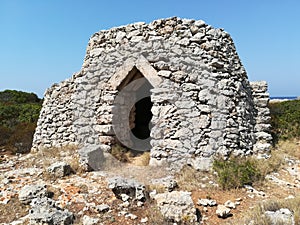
[108, 56, 162, 90]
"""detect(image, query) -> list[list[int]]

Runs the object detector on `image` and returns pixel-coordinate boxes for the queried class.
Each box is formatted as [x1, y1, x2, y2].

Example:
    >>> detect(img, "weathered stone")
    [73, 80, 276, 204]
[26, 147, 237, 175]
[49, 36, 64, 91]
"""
[265, 208, 295, 225]
[189, 157, 212, 171]
[216, 205, 231, 218]
[47, 161, 72, 178]
[158, 70, 172, 78]
[96, 204, 110, 213]
[151, 176, 178, 192]
[82, 215, 99, 225]
[32, 17, 272, 172]
[19, 184, 48, 204]
[154, 191, 198, 223]
[78, 144, 108, 171]
[197, 198, 217, 207]
[140, 217, 148, 223]
[224, 200, 236, 209]
[107, 176, 146, 201]
[29, 197, 74, 225]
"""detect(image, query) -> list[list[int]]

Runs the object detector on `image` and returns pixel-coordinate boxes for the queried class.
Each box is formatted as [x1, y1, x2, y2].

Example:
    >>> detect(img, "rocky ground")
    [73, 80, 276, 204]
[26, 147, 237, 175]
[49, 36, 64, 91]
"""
[0, 140, 299, 225]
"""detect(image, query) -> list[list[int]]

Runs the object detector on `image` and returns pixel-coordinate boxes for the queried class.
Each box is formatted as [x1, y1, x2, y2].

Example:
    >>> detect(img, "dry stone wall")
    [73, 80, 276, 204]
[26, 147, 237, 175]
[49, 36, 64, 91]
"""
[32, 17, 272, 170]
[33, 78, 77, 149]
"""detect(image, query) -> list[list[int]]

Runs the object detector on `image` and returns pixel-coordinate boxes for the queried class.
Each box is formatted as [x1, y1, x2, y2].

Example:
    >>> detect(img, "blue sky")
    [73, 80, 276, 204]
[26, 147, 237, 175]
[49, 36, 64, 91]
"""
[0, 0, 299, 97]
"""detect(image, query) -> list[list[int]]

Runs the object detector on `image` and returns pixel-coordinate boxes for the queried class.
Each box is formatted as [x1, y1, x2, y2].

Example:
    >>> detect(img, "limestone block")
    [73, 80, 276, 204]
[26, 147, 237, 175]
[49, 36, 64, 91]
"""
[19, 184, 48, 204]
[47, 162, 72, 178]
[29, 197, 74, 225]
[154, 191, 197, 223]
[78, 144, 108, 171]
[250, 81, 268, 93]
[95, 125, 114, 135]
[107, 176, 146, 201]
[216, 205, 231, 218]
[255, 132, 273, 141]
[253, 143, 271, 153]
[175, 100, 195, 109]
[158, 70, 172, 78]
[194, 20, 206, 27]
[265, 208, 294, 225]
[115, 31, 126, 43]
[189, 157, 213, 171]
[197, 104, 211, 113]
[254, 98, 269, 107]
[173, 128, 192, 139]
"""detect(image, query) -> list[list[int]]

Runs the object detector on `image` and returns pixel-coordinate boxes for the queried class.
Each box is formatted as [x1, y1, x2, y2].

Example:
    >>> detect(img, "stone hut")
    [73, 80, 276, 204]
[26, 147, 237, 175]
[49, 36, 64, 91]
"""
[32, 17, 272, 170]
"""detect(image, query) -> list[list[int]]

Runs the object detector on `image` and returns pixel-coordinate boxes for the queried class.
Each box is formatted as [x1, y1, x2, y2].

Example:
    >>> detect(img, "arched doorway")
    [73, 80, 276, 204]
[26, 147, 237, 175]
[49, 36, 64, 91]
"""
[109, 57, 162, 156]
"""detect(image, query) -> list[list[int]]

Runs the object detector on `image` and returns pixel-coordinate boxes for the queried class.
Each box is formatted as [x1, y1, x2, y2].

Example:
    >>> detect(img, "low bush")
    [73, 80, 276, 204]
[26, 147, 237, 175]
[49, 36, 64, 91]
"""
[213, 157, 261, 190]
[0, 90, 42, 154]
[0, 103, 41, 127]
[0, 89, 40, 104]
[175, 165, 208, 191]
[228, 195, 300, 225]
[269, 99, 300, 142]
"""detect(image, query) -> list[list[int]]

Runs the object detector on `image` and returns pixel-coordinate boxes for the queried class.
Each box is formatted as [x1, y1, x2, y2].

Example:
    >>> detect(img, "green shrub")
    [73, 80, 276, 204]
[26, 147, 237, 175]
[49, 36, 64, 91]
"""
[0, 90, 40, 104]
[0, 103, 42, 127]
[269, 100, 300, 141]
[0, 90, 42, 154]
[213, 157, 261, 190]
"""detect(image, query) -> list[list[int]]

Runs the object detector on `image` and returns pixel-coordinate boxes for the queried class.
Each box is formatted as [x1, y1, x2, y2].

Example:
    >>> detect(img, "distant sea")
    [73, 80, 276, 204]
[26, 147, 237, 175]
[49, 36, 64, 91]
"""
[270, 96, 298, 100]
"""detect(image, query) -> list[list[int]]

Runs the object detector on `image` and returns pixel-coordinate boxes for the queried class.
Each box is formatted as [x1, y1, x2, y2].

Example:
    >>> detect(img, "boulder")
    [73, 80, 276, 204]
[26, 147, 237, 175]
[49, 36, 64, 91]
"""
[47, 161, 72, 178]
[78, 144, 110, 171]
[154, 191, 198, 223]
[197, 198, 217, 207]
[151, 176, 178, 192]
[18, 184, 48, 204]
[29, 197, 74, 225]
[107, 176, 146, 201]
[216, 205, 231, 218]
[96, 204, 110, 213]
[82, 215, 100, 225]
[265, 208, 295, 225]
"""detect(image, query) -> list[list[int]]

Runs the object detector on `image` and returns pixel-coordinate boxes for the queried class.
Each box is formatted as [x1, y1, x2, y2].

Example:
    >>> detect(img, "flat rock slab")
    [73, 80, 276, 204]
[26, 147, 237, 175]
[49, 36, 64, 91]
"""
[107, 176, 146, 201]
[154, 191, 198, 223]
[18, 184, 48, 204]
[48, 161, 72, 178]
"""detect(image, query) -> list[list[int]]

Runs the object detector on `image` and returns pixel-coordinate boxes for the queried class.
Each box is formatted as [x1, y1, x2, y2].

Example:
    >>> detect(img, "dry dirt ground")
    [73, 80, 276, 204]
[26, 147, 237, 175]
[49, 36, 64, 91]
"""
[0, 139, 299, 225]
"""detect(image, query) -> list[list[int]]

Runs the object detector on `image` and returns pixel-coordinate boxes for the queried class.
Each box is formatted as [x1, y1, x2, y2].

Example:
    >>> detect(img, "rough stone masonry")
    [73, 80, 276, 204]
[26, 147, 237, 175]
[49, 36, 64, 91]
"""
[32, 17, 272, 170]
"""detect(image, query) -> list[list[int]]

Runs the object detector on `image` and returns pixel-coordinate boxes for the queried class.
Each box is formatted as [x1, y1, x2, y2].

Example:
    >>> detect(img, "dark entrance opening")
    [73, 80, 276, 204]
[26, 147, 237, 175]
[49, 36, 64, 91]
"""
[131, 96, 153, 140]
[129, 78, 153, 151]
[115, 66, 154, 152]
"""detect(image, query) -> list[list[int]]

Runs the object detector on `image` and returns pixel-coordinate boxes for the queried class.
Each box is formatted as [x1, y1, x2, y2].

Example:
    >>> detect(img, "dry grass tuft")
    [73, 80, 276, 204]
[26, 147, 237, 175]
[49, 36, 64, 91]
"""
[254, 138, 300, 184]
[0, 197, 30, 223]
[175, 165, 210, 191]
[110, 144, 150, 166]
[147, 183, 166, 194]
[110, 144, 131, 162]
[141, 203, 166, 225]
[227, 195, 300, 225]
[131, 152, 150, 166]
[23, 144, 84, 176]
[275, 138, 300, 159]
